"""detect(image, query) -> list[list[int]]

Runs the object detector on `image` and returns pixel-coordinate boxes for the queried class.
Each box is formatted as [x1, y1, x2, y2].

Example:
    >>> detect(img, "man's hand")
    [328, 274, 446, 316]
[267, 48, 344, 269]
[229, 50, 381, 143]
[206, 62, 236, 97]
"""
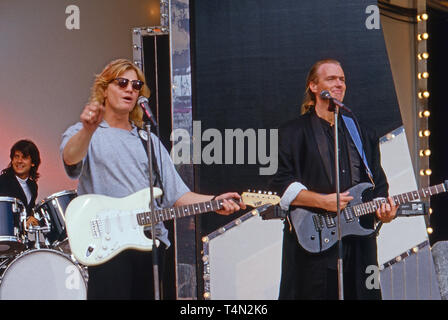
[80, 101, 105, 133]
[320, 191, 354, 212]
[63, 101, 105, 166]
[26, 216, 40, 228]
[375, 196, 397, 223]
[290, 190, 353, 212]
[214, 192, 246, 216]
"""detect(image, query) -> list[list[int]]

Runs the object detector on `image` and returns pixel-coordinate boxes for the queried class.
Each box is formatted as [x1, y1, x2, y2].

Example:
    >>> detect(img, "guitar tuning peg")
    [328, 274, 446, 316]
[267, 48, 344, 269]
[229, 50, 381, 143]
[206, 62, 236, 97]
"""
[268, 191, 272, 195]
[258, 191, 262, 194]
[274, 192, 277, 195]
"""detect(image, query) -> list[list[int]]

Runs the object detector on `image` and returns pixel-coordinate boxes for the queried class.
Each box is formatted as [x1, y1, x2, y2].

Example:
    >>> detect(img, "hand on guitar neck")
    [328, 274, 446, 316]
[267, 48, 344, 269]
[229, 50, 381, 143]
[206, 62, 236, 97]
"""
[173, 191, 246, 216]
[374, 196, 397, 223]
[213, 192, 246, 215]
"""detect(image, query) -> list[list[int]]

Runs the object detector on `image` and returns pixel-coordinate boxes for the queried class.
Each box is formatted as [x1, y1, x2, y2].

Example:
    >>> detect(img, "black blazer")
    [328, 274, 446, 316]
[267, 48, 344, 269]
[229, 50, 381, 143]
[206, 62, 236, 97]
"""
[269, 109, 388, 300]
[0, 170, 38, 217]
[270, 110, 388, 198]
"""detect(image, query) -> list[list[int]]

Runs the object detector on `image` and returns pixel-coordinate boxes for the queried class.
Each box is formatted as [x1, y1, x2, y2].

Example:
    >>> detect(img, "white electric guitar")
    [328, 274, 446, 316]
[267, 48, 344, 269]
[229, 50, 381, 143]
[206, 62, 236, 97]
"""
[65, 188, 280, 266]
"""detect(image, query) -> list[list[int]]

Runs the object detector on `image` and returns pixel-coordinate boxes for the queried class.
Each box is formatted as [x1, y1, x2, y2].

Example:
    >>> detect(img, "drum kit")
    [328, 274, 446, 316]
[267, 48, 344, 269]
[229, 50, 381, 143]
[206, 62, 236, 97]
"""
[0, 190, 88, 300]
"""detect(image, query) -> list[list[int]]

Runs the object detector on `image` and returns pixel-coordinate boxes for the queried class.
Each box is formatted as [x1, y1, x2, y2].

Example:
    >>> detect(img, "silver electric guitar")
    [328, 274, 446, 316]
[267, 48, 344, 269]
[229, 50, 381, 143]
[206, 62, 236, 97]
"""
[291, 181, 448, 253]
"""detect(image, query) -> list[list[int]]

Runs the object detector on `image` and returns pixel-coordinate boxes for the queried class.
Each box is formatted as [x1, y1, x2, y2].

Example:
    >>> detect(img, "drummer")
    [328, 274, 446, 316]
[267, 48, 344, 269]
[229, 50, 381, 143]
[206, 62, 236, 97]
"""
[0, 140, 41, 228]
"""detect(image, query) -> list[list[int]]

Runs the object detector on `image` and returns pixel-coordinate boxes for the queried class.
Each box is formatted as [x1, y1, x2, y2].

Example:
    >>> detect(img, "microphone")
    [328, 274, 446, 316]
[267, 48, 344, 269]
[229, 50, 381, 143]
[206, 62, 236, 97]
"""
[138, 96, 158, 128]
[319, 90, 351, 112]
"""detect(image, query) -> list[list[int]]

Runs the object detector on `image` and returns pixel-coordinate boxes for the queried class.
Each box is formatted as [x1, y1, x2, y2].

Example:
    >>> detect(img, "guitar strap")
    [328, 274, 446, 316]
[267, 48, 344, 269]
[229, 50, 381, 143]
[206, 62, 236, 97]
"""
[341, 115, 374, 186]
[138, 129, 165, 205]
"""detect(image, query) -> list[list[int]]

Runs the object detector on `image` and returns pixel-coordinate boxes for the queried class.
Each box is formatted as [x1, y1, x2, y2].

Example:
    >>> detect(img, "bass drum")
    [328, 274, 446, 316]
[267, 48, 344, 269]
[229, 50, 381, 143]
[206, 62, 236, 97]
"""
[0, 249, 87, 300]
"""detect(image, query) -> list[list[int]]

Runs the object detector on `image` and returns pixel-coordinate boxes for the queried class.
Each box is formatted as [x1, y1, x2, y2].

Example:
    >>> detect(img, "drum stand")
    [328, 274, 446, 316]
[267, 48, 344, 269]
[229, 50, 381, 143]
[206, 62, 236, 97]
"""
[26, 226, 51, 249]
[0, 256, 11, 269]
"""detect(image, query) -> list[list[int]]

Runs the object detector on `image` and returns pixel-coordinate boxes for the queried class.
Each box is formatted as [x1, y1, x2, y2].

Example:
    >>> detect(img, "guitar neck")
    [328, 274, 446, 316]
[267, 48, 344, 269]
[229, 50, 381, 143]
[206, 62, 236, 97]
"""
[349, 183, 447, 217]
[136, 199, 227, 226]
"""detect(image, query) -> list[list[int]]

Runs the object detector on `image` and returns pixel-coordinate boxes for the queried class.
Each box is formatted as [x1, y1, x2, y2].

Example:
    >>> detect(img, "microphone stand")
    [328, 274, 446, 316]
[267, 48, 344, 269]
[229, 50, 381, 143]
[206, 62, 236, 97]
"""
[329, 99, 344, 300]
[144, 121, 161, 300]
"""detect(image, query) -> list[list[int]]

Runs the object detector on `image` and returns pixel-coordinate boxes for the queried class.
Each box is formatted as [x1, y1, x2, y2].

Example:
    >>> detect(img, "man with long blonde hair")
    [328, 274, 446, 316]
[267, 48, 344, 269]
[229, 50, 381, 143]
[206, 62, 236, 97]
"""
[270, 59, 397, 299]
[60, 59, 245, 299]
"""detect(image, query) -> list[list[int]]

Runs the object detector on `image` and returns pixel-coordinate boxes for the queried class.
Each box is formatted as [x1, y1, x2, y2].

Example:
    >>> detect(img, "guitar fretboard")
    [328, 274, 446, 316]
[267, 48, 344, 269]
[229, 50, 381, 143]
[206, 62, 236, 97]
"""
[348, 183, 447, 217]
[136, 200, 225, 226]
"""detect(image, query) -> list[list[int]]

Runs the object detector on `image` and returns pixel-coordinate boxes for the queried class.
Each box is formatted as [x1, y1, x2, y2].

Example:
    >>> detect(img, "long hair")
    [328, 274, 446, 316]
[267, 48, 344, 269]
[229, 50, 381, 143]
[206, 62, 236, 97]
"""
[301, 59, 342, 114]
[89, 59, 151, 128]
[1, 139, 41, 181]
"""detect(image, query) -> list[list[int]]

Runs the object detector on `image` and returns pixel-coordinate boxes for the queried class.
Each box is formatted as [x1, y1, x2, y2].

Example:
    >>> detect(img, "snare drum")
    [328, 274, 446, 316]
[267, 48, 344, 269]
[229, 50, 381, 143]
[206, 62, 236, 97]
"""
[0, 197, 26, 256]
[35, 190, 77, 250]
[0, 249, 87, 299]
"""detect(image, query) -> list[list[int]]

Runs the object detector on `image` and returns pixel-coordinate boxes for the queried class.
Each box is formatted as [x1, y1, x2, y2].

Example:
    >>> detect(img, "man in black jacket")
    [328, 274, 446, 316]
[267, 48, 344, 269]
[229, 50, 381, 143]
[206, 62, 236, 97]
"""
[0, 139, 41, 227]
[270, 59, 397, 299]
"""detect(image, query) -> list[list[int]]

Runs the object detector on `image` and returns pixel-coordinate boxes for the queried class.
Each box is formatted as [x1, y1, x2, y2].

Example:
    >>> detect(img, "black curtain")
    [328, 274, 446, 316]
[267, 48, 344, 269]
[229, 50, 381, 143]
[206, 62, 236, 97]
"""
[142, 34, 176, 299]
[428, 7, 448, 245]
[143, 34, 172, 150]
[191, 0, 401, 236]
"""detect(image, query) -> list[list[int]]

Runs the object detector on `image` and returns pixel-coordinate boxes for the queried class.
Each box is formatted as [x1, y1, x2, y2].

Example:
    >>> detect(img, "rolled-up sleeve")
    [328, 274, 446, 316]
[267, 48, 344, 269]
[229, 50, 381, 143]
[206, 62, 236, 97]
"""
[59, 122, 85, 180]
[279, 182, 307, 210]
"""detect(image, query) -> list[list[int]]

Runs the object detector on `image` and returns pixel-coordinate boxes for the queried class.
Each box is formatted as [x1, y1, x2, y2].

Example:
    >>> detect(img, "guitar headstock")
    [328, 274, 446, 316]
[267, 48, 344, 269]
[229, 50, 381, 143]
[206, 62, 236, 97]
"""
[241, 190, 281, 208]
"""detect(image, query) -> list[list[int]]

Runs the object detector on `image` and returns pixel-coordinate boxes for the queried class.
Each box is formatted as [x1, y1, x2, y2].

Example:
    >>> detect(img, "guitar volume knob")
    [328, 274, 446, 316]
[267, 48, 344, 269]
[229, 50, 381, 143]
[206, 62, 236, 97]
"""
[86, 246, 95, 257]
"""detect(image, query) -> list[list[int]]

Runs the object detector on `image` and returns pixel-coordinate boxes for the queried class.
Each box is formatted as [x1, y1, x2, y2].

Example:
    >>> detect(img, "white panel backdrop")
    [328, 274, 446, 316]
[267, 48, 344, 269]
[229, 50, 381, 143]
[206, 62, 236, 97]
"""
[377, 126, 428, 265]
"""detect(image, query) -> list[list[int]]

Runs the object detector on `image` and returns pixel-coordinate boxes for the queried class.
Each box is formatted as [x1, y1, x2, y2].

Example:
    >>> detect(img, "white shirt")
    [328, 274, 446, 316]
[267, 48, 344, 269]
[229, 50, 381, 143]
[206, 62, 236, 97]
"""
[16, 175, 32, 204]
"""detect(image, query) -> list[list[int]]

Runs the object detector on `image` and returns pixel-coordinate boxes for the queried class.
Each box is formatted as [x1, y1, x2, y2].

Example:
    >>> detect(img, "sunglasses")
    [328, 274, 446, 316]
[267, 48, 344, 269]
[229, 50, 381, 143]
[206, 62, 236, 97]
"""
[111, 77, 144, 91]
